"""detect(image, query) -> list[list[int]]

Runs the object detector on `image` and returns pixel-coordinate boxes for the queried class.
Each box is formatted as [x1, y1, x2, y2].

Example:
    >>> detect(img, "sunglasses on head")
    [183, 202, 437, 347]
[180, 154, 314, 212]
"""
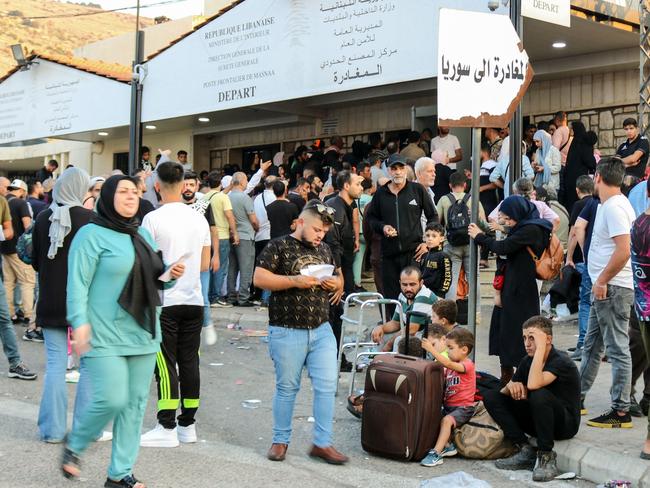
[305, 202, 336, 221]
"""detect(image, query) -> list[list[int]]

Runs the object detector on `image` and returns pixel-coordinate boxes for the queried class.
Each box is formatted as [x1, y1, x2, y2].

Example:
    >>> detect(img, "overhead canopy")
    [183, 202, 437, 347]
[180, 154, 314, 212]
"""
[0, 54, 131, 145]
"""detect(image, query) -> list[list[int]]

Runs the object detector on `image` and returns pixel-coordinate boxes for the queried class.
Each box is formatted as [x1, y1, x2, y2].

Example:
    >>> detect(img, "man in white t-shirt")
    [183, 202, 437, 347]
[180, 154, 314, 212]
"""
[579, 157, 636, 429]
[253, 176, 277, 306]
[431, 127, 462, 170]
[140, 161, 211, 448]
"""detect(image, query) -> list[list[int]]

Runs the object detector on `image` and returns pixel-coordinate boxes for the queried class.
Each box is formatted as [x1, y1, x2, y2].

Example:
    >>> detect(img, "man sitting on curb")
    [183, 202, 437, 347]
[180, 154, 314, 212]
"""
[483, 316, 581, 482]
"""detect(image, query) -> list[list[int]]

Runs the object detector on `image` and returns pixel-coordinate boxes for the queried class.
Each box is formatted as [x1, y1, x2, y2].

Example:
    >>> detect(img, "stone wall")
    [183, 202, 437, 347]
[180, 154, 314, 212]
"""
[531, 104, 639, 157]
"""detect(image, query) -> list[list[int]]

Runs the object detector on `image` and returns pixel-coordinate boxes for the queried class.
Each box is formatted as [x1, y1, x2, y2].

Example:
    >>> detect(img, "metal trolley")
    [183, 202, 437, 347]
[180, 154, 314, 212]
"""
[336, 292, 405, 397]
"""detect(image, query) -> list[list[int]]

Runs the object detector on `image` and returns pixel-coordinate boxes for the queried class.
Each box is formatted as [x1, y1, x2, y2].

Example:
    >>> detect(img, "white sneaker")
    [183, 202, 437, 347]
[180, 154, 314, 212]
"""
[65, 370, 80, 383]
[177, 424, 197, 443]
[202, 325, 218, 346]
[140, 423, 179, 448]
[96, 431, 113, 442]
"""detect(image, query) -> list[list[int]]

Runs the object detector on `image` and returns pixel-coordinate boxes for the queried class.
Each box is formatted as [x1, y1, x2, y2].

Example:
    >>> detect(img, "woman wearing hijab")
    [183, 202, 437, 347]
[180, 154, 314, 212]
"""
[83, 176, 105, 210]
[563, 121, 597, 213]
[532, 130, 562, 193]
[61, 175, 184, 488]
[33, 168, 95, 443]
[469, 195, 553, 384]
[431, 149, 453, 204]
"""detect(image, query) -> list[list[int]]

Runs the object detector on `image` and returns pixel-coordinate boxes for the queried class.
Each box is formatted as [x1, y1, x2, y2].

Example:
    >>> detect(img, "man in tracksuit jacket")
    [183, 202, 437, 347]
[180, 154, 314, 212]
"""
[366, 159, 438, 313]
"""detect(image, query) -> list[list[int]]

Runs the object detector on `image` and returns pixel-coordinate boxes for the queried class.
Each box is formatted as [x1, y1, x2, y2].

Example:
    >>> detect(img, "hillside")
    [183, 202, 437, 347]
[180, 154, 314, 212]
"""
[0, 0, 154, 75]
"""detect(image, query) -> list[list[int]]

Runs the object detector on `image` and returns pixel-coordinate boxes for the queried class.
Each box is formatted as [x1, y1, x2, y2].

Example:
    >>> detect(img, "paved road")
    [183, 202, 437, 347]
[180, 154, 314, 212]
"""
[0, 304, 601, 487]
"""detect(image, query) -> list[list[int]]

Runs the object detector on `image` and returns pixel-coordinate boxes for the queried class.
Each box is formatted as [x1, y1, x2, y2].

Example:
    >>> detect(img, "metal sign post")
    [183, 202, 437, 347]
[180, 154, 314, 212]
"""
[437, 8, 533, 345]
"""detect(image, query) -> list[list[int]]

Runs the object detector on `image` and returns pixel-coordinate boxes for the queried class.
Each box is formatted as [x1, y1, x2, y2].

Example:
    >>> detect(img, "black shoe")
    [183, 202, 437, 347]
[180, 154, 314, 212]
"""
[587, 409, 633, 428]
[580, 399, 588, 416]
[631, 395, 644, 418]
[570, 347, 583, 361]
[61, 447, 81, 480]
[15, 309, 24, 319]
[23, 329, 44, 343]
[533, 450, 559, 482]
[495, 443, 536, 471]
[640, 396, 649, 417]
[8, 362, 37, 380]
[237, 301, 255, 308]
[340, 357, 353, 373]
[104, 474, 144, 487]
[11, 315, 21, 324]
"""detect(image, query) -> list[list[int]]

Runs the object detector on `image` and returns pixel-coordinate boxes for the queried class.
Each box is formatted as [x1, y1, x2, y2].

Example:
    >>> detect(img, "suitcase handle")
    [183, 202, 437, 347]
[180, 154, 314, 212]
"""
[403, 311, 431, 358]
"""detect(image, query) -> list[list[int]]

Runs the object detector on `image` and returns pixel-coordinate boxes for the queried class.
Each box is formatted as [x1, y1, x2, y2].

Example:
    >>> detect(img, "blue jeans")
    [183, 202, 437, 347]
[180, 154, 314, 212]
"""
[209, 239, 230, 302]
[576, 263, 592, 348]
[579, 285, 634, 412]
[200, 271, 212, 327]
[38, 327, 91, 442]
[0, 277, 21, 367]
[268, 323, 337, 447]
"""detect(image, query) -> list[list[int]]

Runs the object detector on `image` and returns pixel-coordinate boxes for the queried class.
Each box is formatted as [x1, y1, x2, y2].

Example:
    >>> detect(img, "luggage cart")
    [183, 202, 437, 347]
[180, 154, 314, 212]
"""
[336, 293, 404, 396]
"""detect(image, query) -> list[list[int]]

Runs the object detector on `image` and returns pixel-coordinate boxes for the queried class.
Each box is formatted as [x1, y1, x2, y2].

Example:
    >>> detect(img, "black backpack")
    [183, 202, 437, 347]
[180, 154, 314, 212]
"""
[445, 193, 471, 246]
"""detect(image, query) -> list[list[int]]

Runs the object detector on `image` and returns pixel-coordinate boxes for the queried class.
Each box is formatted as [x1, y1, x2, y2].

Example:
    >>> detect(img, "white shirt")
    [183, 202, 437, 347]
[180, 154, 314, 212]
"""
[432, 134, 461, 170]
[142, 202, 211, 307]
[253, 189, 276, 242]
[587, 194, 635, 289]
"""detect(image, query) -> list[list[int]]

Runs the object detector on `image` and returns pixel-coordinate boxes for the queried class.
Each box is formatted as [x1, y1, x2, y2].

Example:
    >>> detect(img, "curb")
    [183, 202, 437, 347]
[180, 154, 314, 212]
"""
[555, 438, 650, 485]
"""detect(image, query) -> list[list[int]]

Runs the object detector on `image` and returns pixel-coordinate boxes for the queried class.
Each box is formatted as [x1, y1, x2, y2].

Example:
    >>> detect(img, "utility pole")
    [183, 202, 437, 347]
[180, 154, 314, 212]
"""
[128, 0, 145, 175]
[508, 0, 523, 190]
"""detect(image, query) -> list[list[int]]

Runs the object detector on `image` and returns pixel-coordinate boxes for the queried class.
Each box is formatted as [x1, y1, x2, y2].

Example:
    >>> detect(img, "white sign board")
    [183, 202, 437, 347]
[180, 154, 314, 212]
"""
[437, 8, 533, 128]
[522, 0, 570, 27]
[0, 60, 130, 144]
[143, 0, 442, 122]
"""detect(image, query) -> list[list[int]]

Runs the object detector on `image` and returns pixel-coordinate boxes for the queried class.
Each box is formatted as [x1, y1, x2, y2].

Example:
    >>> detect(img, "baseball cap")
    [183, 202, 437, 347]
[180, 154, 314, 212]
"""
[8, 179, 27, 192]
[388, 156, 406, 167]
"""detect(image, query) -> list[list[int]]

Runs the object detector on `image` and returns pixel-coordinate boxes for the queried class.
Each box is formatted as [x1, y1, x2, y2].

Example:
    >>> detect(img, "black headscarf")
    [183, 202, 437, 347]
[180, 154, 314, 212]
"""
[499, 195, 553, 234]
[571, 121, 587, 144]
[91, 175, 164, 337]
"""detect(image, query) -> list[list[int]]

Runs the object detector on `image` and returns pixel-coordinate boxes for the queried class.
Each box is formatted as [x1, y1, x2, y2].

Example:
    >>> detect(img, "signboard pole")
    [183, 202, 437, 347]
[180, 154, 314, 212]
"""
[468, 127, 481, 358]
[128, 2, 144, 176]
[508, 0, 523, 189]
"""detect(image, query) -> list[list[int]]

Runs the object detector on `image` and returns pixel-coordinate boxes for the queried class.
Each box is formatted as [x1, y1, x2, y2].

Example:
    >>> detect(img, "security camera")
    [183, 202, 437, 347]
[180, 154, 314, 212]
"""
[487, 0, 499, 11]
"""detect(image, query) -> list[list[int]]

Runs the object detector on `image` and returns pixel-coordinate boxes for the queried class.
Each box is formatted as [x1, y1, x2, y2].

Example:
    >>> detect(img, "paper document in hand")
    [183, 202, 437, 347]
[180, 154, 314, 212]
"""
[158, 252, 192, 282]
[300, 264, 335, 279]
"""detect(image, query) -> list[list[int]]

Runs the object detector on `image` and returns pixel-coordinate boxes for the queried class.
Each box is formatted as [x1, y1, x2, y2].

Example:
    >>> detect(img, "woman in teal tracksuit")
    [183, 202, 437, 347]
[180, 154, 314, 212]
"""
[61, 175, 184, 488]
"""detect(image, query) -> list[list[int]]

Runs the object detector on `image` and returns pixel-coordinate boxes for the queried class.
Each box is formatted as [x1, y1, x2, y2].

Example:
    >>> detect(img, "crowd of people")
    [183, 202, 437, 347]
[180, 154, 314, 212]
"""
[0, 116, 648, 486]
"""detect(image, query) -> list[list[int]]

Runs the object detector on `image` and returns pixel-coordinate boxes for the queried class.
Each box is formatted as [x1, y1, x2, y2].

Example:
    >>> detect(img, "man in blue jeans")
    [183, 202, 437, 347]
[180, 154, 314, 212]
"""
[565, 175, 595, 359]
[579, 157, 636, 428]
[254, 200, 347, 464]
[0, 276, 36, 380]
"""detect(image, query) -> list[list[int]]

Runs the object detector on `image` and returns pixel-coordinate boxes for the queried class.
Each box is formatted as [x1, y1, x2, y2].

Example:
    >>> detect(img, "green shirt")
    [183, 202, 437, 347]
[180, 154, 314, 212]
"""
[392, 285, 438, 325]
[67, 224, 163, 358]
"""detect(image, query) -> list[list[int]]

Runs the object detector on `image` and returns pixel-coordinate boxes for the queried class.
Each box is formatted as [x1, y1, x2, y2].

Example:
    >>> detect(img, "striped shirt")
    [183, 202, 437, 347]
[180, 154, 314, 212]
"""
[392, 285, 438, 326]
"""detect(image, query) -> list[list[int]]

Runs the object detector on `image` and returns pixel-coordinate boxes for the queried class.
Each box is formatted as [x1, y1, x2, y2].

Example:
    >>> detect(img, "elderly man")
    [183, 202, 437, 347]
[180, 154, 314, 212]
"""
[414, 157, 440, 232]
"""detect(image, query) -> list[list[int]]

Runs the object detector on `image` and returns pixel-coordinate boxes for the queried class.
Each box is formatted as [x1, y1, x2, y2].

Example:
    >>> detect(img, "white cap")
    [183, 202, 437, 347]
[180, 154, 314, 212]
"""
[221, 175, 232, 188]
[8, 179, 27, 192]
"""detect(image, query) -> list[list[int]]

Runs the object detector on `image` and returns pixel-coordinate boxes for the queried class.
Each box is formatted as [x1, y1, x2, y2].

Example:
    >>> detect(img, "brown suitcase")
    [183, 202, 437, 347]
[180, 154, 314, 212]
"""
[361, 311, 445, 461]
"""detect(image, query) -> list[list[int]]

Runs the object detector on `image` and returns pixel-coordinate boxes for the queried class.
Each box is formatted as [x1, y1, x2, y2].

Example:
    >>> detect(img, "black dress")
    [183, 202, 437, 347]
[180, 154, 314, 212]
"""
[475, 224, 550, 368]
[563, 141, 596, 214]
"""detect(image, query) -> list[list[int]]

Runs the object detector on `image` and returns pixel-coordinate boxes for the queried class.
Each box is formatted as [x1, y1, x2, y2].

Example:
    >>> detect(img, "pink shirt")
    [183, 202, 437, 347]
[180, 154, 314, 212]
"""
[444, 359, 476, 407]
[552, 125, 571, 164]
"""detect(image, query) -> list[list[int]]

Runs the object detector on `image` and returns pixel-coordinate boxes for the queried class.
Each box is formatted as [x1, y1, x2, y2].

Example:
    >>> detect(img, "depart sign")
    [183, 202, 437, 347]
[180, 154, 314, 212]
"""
[522, 0, 571, 27]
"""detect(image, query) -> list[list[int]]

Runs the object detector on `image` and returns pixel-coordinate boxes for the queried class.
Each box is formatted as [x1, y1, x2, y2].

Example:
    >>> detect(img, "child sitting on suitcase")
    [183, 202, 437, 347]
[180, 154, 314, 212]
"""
[431, 299, 460, 333]
[419, 327, 477, 467]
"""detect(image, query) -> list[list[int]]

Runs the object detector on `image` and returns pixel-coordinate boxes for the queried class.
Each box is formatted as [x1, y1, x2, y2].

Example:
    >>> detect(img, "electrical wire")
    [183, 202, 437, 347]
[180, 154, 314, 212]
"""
[18, 0, 189, 20]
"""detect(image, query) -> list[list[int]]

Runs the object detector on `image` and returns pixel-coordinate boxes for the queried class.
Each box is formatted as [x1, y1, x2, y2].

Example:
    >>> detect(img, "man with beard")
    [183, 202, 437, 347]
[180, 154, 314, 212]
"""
[307, 175, 323, 201]
[254, 201, 347, 465]
[140, 162, 211, 447]
[432, 127, 463, 170]
[367, 159, 437, 313]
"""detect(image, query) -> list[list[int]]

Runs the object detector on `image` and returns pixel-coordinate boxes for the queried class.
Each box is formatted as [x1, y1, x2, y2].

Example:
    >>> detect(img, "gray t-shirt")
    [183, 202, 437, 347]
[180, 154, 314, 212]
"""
[228, 189, 255, 240]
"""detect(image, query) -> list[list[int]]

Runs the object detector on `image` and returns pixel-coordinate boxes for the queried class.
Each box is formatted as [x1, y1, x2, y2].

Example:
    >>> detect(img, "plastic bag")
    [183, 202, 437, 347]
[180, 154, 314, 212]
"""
[420, 471, 492, 488]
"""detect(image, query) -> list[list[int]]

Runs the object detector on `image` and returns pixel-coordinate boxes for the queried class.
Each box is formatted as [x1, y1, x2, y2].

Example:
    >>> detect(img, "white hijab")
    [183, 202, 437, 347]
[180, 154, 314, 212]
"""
[48, 167, 90, 259]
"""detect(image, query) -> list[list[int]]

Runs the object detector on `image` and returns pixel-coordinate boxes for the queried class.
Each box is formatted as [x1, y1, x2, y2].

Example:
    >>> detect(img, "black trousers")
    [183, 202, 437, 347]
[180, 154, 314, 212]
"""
[341, 250, 355, 296]
[382, 252, 416, 316]
[630, 310, 650, 399]
[251, 240, 270, 300]
[155, 305, 203, 428]
[483, 388, 579, 451]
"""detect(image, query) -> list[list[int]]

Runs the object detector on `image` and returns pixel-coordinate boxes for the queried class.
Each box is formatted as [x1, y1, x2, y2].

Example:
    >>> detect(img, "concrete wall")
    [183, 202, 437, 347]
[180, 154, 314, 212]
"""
[0, 140, 94, 175]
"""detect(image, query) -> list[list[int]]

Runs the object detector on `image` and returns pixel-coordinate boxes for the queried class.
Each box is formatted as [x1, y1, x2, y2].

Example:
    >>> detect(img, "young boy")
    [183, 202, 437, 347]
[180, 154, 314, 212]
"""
[420, 223, 453, 298]
[431, 299, 459, 333]
[419, 328, 477, 467]
[397, 323, 448, 358]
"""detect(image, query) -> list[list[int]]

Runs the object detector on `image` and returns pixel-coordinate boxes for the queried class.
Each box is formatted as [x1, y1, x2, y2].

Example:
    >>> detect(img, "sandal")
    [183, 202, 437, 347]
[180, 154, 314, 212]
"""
[346, 394, 364, 419]
[61, 447, 81, 480]
[104, 474, 145, 488]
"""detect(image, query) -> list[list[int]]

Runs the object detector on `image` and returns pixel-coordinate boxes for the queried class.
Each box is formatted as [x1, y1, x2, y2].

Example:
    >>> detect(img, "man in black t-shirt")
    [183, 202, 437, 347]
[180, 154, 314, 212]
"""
[565, 175, 595, 358]
[254, 201, 347, 466]
[483, 316, 580, 482]
[266, 180, 299, 239]
[616, 118, 650, 179]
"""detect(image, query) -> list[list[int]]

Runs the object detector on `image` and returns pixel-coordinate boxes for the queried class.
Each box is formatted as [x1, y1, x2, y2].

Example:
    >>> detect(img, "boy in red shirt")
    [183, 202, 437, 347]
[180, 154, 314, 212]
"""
[419, 327, 476, 467]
